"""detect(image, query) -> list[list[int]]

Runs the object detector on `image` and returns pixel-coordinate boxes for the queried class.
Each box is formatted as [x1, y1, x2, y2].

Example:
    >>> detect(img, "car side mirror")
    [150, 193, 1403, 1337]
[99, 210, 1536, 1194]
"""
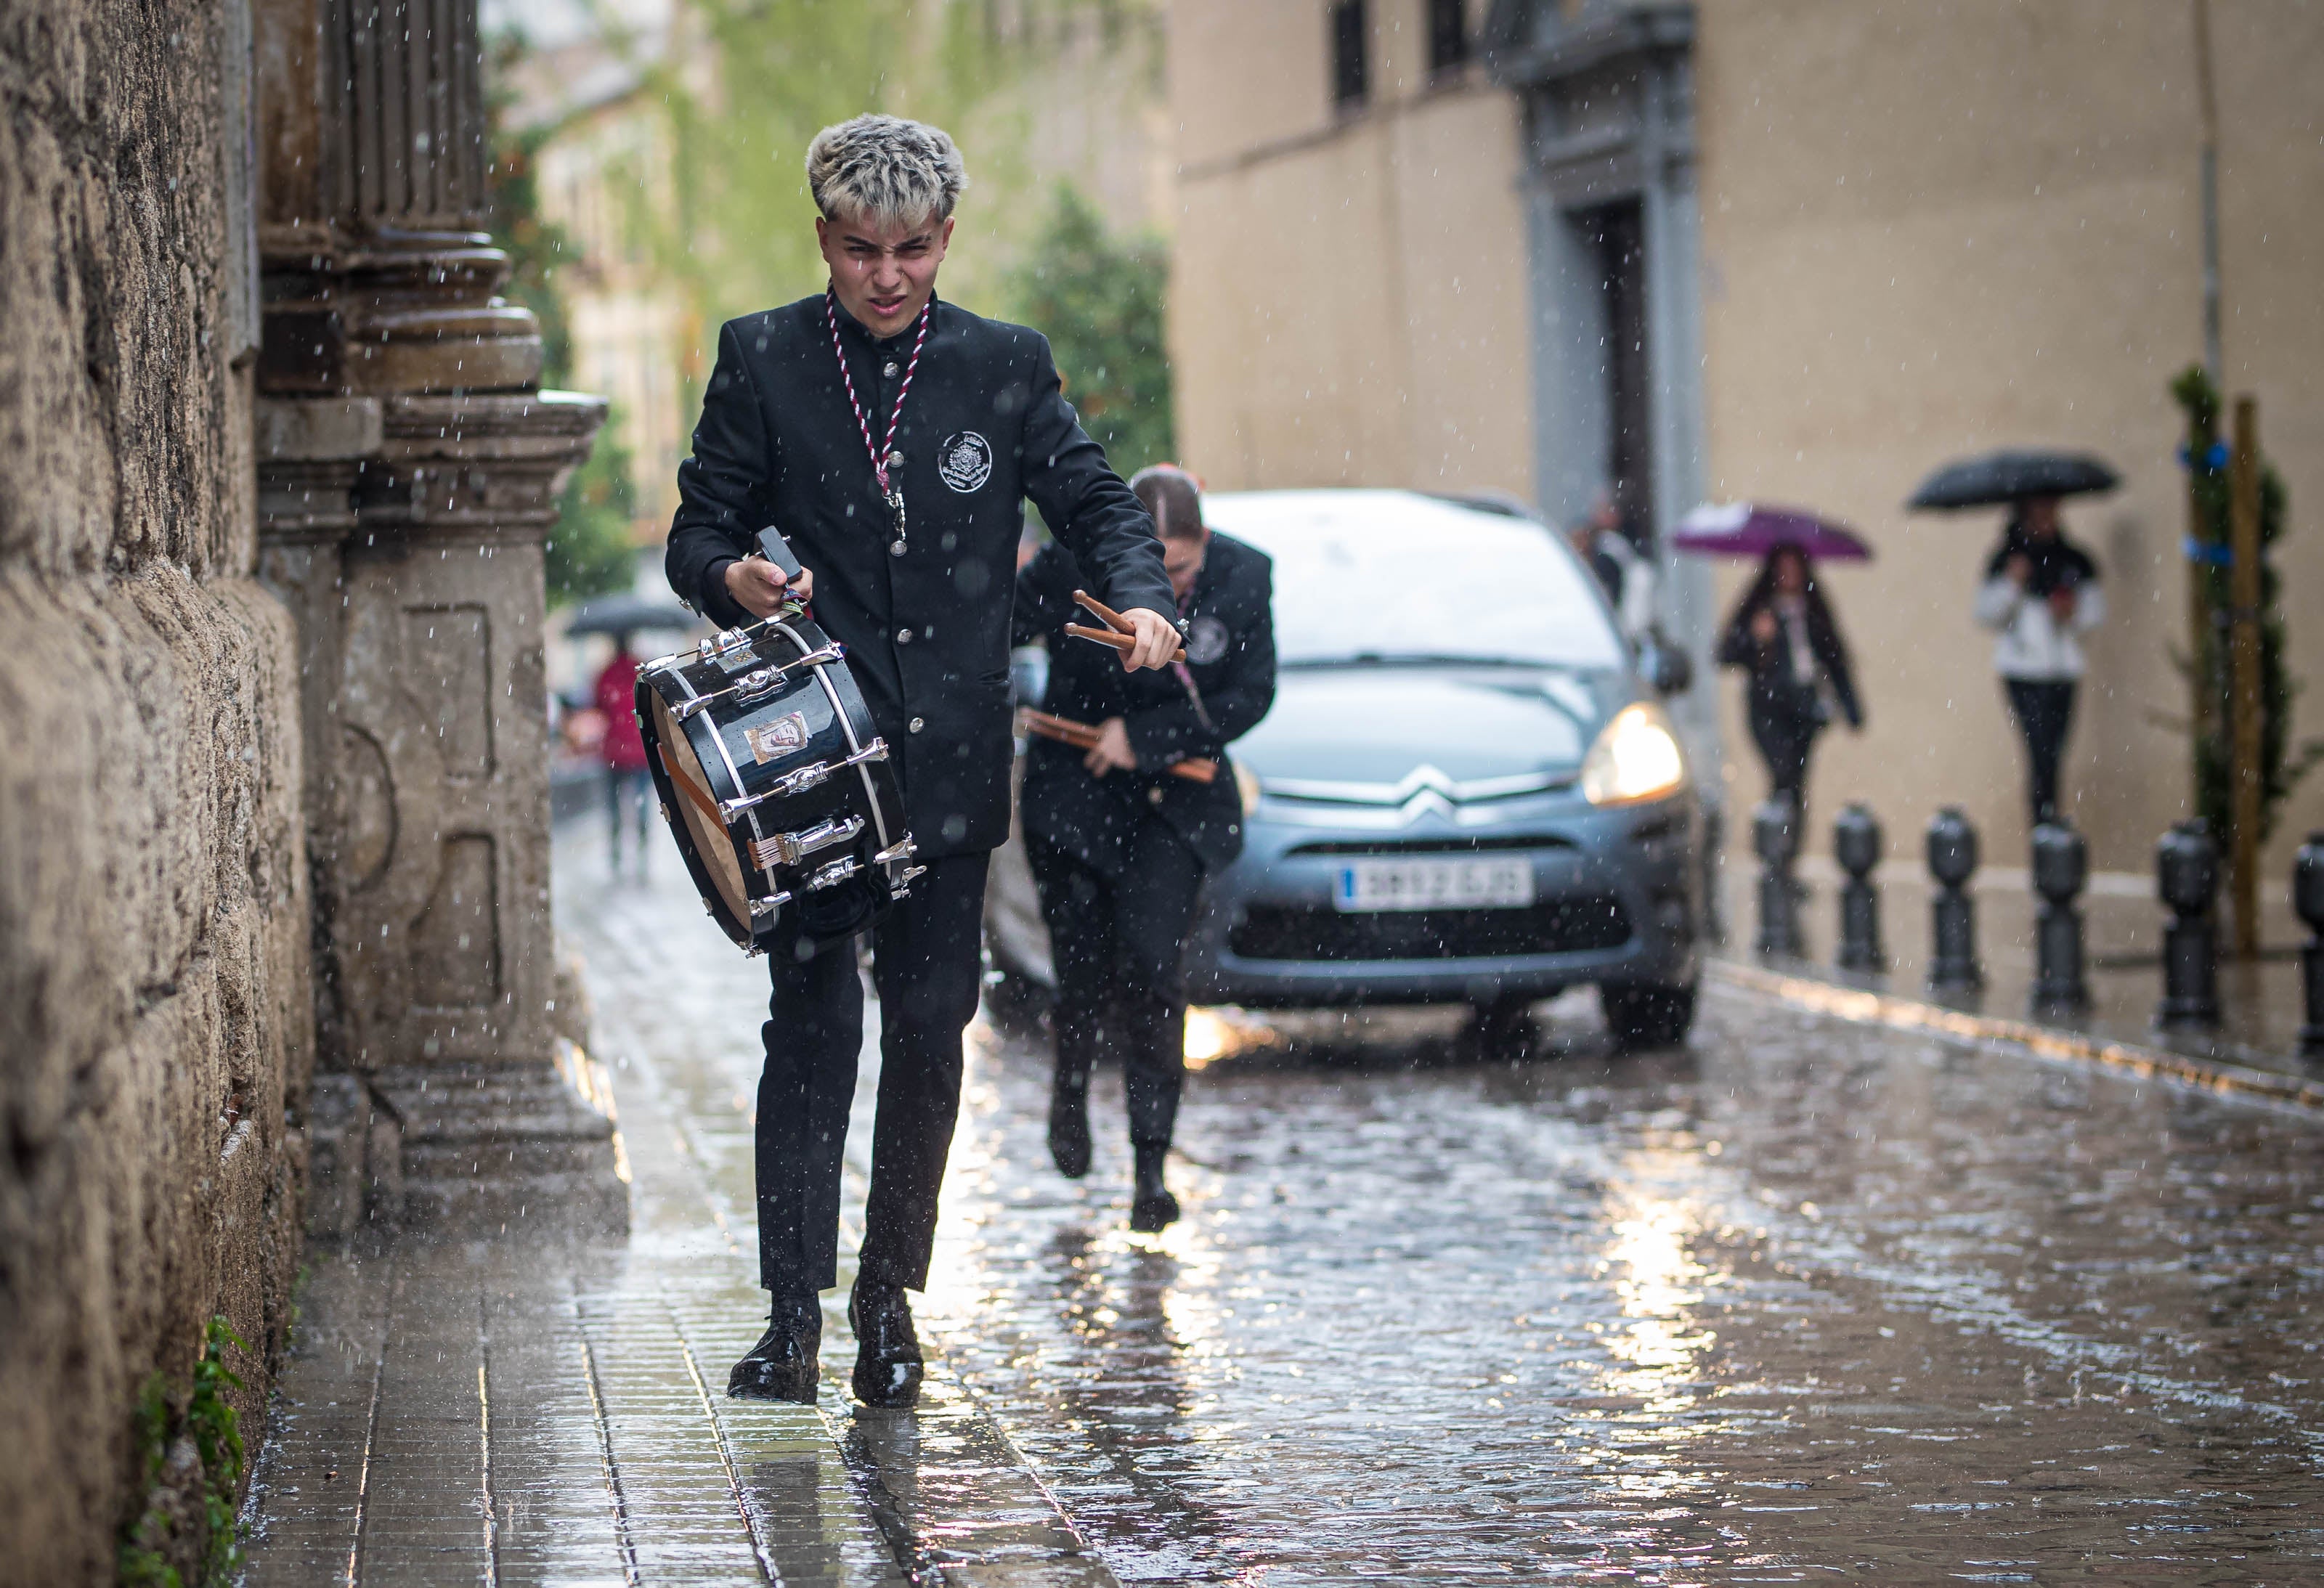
[1638, 635, 1693, 696]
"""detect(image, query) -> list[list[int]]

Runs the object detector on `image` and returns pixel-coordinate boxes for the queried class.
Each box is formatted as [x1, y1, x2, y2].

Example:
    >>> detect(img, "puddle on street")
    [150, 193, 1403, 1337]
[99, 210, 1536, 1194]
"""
[922, 988, 2324, 1584]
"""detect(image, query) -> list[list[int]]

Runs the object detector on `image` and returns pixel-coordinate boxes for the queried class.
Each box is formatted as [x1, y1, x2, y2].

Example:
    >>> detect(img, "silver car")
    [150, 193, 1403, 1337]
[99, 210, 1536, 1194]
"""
[988, 489, 1704, 1048]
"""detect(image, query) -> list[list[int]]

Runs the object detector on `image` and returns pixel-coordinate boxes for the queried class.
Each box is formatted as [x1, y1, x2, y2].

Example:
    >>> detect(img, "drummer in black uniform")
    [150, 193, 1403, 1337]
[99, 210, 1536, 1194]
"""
[1015, 465, 1276, 1231]
[665, 114, 1180, 1408]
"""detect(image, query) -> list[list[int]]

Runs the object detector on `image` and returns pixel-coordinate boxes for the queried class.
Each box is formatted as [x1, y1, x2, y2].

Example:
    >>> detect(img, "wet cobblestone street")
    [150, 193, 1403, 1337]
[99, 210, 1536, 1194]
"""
[243, 828, 2324, 1584]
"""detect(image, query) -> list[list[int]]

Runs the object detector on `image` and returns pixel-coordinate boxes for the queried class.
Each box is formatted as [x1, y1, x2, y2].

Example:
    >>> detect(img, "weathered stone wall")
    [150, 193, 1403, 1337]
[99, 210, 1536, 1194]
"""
[0, 0, 314, 1578]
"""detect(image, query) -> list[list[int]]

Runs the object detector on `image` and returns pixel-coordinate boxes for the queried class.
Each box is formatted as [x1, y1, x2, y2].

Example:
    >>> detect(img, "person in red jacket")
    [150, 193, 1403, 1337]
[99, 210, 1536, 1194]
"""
[595, 635, 653, 874]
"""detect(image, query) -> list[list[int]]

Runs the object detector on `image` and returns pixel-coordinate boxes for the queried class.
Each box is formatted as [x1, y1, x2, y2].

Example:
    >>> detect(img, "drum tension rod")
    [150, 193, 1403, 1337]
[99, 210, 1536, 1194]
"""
[673, 643, 846, 722]
[719, 739, 890, 820]
[803, 856, 862, 892]
[749, 815, 864, 872]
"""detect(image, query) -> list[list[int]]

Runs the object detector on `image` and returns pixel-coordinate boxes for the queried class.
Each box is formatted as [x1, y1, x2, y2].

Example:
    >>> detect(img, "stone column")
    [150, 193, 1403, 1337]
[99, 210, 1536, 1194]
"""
[253, 0, 621, 1231]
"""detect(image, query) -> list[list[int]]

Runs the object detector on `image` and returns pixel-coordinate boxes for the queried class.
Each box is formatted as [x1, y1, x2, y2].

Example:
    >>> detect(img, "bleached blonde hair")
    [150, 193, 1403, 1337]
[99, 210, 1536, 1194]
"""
[805, 114, 967, 229]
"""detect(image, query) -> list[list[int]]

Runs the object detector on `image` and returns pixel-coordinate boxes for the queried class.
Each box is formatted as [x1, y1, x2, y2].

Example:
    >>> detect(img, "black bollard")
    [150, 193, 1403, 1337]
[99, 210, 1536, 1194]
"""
[1833, 803, 1885, 971]
[2294, 834, 2324, 1054]
[1752, 798, 1803, 958]
[2029, 820, 2091, 1011]
[1926, 807, 1983, 990]
[2156, 819, 2222, 1027]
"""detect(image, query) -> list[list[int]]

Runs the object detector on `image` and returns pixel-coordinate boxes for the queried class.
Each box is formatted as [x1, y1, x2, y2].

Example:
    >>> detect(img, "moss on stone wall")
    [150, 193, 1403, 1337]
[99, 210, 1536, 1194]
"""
[0, 0, 314, 1579]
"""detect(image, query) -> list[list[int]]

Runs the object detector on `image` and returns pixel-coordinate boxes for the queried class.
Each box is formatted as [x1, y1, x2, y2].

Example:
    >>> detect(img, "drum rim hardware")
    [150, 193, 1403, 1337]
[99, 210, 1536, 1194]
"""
[718, 738, 890, 820]
[670, 642, 843, 721]
[749, 815, 864, 871]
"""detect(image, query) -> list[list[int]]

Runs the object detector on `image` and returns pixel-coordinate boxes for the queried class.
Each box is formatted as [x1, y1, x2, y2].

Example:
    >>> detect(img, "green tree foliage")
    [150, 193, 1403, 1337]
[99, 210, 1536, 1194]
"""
[548, 414, 644, 606]
[485, 34, 575, 386]
[643, 0, 1038, 342]
[486, 32, 638, 607]
[2169, 365, 2321, 847]
[1002, 185, 1174, 479]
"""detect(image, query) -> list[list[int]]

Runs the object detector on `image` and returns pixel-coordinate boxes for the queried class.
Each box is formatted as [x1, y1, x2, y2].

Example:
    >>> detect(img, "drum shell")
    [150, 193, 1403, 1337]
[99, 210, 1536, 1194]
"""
[635, 613, 910, 951]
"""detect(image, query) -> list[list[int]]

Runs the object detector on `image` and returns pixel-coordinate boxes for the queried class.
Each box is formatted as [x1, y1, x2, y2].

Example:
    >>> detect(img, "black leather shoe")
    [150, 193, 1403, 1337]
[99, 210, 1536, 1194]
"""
[1049, 1079, 1092, 1179]
[848, 1282, 925, 1409]
[728, 1292, 821, 1403]
[1129, 1144, 1179, 1233]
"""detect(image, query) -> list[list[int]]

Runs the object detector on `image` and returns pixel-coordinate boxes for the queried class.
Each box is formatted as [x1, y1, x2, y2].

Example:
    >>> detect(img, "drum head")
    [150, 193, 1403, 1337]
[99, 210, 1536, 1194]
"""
[646, 689, 750, 921]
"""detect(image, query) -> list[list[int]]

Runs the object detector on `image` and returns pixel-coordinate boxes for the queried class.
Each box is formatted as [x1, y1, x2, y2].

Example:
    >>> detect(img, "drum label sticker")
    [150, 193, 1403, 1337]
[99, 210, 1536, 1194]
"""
[745, 712, 811, 764]
[1185, 614, 1231, 666]
[937, 431, 994, 493]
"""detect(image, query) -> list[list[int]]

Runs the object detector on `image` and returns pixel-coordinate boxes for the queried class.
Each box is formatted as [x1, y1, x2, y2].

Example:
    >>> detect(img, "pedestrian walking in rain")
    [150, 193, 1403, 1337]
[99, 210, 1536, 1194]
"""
[1718, 545, 1862, 816]
[593, 633, 653, 874]
[1566, 489, 1657, 645]
[1016, 465, 1275, 1233]
[663, 114, 1182, 1409]
[1972, 495, 2103, 826]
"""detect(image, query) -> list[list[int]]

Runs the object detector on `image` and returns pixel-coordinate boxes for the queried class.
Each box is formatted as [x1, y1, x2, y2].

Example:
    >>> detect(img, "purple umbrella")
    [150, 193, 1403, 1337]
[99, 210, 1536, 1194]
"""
[1671, 502, 1873, 562]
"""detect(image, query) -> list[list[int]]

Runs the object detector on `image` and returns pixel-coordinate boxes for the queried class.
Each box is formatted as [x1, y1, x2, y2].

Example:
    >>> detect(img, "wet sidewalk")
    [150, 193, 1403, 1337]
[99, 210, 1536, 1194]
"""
[243, 820, 2324, 1583]
[1715, 850, 2324, 1104]
[237, 844, 1115, 1586]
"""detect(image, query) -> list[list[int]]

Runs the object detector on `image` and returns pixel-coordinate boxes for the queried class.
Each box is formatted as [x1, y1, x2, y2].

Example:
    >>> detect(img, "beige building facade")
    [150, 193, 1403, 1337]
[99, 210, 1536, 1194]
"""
[1166, 0, 2324, 879]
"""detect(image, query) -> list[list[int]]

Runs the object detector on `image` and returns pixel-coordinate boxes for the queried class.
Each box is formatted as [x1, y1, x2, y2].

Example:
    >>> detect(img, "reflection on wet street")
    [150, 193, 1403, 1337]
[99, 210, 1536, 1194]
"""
[931, 972, 2324, 1581]
[250, 831, 2324, 1584]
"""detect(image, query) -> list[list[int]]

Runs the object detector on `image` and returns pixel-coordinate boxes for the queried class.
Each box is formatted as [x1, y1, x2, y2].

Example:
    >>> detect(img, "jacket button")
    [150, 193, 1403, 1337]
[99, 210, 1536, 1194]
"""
[909, 717, 925, 733]
[896, 628, 911, 644]
[1148, 786, 1164, 806]
[883, 362, 898, 378]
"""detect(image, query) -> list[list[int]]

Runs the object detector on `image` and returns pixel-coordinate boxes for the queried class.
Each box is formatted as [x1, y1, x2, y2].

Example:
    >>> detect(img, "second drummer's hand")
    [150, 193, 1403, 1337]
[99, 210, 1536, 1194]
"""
[1120, 606, 1179, 671]
[1083, 717, 1138, 777]
[724, 555, 813, 618]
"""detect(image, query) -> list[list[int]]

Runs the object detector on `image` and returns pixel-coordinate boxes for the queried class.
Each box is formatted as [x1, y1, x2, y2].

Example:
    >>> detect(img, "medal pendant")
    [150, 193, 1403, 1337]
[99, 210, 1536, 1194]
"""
[887, 487, 907, 558]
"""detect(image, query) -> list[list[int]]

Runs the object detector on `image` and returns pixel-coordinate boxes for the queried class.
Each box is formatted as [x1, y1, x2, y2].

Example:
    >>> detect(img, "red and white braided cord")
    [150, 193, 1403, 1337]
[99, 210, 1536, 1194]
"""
[825, 290, 932, 498]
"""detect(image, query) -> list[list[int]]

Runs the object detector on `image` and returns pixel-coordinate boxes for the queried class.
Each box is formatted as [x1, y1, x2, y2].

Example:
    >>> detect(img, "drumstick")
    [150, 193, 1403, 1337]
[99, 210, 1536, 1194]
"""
[1073, 589, 1135, 634]
[1065, 622, 1187, 664]
[1019, 709, 1216, 783]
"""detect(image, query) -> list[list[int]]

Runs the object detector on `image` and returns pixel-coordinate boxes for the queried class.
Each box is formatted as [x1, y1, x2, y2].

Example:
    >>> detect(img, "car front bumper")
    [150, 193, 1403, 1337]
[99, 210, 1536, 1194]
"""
[1182, 789, 1702, 1009]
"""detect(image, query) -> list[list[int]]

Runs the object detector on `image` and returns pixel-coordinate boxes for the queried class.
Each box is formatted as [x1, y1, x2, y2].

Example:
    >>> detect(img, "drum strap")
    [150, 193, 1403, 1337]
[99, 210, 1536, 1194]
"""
[662, 753, 725, 828]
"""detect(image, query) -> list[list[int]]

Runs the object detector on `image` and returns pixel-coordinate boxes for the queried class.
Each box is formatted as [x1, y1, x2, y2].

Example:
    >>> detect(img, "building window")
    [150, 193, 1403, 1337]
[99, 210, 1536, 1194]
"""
[1426, 0, 1468, 79]
[1330, 0, 1368, 110]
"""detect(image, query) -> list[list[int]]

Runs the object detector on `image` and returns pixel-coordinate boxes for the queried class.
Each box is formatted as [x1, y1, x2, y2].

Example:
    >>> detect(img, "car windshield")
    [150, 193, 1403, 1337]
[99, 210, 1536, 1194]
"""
[1200, 490, 1626, 669]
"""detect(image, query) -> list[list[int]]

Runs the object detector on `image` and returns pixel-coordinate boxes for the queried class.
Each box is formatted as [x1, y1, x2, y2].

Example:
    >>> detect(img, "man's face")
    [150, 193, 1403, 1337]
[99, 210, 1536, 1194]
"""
[817, 210, 954, 338]
[1162, 532, 1208, 604]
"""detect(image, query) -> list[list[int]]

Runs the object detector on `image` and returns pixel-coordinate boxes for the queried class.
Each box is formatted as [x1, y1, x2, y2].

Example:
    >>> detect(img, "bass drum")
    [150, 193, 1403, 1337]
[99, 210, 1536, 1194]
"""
[637, 604, 919, 954]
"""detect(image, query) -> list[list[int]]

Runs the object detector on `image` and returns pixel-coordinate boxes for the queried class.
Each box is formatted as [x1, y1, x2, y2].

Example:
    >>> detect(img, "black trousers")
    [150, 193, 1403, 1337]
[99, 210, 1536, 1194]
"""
[1026, 822, 1205, 1150]
[753, 852, 987, 1297]
[2004, 678, 2077, 823]
[1747, 701, 1821, 811]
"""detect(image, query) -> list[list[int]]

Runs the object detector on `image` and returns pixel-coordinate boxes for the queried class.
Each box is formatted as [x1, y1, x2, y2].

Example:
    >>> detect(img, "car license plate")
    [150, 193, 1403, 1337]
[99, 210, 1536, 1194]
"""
[1334, 858, 1535, 912]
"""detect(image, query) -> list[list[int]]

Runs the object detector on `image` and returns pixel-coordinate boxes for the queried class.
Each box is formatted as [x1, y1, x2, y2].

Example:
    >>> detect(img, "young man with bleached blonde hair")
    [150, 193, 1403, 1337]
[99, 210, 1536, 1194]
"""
[667, 113, 1181, 1409]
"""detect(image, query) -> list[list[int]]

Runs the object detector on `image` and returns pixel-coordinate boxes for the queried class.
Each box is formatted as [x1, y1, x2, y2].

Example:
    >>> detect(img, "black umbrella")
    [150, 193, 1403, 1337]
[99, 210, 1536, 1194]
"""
[561, 593, 699, 637]
[1906, 449, 2121, 511]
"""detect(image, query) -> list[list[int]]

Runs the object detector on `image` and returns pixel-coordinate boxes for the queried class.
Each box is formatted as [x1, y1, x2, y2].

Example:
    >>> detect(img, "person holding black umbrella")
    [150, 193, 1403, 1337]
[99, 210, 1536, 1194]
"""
[1717, 545, 1863, 817]
[1972, 494, 2105, 825]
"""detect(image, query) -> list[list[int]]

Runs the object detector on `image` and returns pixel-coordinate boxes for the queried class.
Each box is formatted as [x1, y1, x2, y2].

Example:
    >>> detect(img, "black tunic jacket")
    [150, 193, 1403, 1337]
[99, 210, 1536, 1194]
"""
[1015, 531, 1276, 876]
[665, 294, 1174, 859]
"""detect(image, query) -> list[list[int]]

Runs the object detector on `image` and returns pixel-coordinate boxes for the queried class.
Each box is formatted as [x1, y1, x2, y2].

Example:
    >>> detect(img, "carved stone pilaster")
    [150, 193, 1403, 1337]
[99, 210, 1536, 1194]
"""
[259, 391, 616, 1232]
[255, 0, 622, 1232]
[254, 0, 540, 396]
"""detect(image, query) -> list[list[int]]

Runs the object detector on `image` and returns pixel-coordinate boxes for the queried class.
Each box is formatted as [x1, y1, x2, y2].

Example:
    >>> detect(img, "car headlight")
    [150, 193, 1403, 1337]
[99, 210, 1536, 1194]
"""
[1234, 760, 1263, 817]
[1581, 702, 1687, 806]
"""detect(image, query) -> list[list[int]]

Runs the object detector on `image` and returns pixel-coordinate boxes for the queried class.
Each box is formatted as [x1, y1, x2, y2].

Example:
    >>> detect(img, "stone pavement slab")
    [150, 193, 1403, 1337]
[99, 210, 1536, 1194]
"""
[240, 837, 1116, 1587]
